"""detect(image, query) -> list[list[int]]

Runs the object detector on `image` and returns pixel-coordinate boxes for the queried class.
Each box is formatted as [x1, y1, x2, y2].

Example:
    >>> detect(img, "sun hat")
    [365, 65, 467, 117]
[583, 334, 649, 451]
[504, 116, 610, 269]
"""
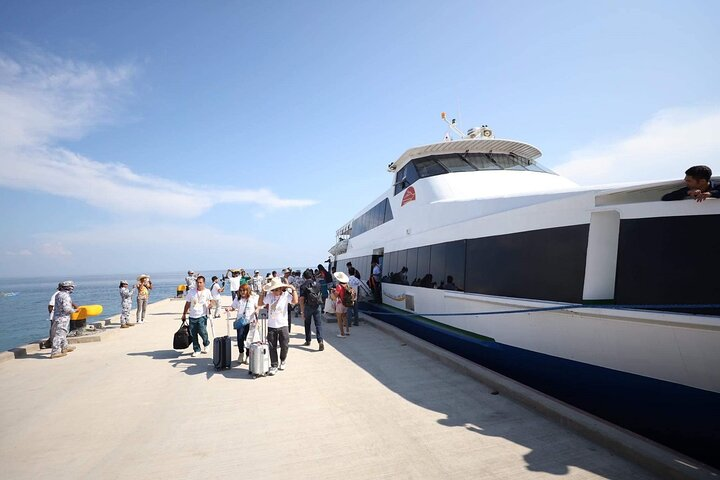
[334, 271, 349, 284]
[137, 274, 150, 281]
[263, 277, 287, 292]
[254, 270, 260, 274]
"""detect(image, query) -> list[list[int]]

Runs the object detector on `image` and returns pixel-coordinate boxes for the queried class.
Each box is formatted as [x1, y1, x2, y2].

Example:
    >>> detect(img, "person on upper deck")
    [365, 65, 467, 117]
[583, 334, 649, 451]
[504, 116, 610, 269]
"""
[662, 165, 719, 202]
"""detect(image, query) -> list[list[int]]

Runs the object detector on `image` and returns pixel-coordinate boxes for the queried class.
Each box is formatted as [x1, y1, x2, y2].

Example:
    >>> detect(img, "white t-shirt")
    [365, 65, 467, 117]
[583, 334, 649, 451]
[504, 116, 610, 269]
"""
[373, 265, 381, 277]
[49, 291, 59, 307]
[264, 290, 292, 328]
[211, 282, 222, 300]
[231, 294, 258, 322]
[229, 276, 241, 291]
[185, 288, 213, 318]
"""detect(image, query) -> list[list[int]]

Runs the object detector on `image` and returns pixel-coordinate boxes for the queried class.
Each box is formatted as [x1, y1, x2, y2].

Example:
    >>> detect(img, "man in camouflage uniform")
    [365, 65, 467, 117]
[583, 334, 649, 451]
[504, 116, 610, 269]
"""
[119, 280, 134, 328]
[50, 280, 77, 359]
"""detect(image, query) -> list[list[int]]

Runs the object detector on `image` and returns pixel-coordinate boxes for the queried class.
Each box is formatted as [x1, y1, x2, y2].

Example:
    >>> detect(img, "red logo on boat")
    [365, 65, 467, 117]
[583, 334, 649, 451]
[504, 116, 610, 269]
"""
[401, 186, 416, 206]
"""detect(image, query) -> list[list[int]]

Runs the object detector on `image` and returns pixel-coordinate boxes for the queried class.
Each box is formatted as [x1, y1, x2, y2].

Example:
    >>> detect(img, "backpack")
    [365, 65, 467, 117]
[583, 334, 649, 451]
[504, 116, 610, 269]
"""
[303, 280, 322, 308]
[341, 285, 356, 307]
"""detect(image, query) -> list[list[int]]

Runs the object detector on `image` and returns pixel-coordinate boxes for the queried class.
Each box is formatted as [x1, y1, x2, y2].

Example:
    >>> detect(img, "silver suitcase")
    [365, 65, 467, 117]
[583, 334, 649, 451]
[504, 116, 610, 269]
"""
[248, 316, 270, 377]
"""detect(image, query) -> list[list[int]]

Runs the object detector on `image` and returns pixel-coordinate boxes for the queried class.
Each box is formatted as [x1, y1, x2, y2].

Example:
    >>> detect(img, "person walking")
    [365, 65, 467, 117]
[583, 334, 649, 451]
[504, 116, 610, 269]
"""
[225, 283, 260, 363]
[181, 275, 213, 357]
[347, 267, 363, 327]
[135, 274, 152, 323]
[185, 270, 197, 292]
[229, 270, 241, 301]
[251, 270, 263, 295]
[281, 269, 295, 332]
[210, 276, 224, 318]
[262, 277, 298, 376]
[119, 280, 135, 328]
[49, 281, 77, 359]
[43, 283, 78, 349]
[299, 270, 324, 350]
[333, 272, 353, 338]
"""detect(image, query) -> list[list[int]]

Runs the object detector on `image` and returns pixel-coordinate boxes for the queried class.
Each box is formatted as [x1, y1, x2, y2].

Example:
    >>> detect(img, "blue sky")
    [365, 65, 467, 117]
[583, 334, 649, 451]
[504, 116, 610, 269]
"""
[1, 0, 718, 277]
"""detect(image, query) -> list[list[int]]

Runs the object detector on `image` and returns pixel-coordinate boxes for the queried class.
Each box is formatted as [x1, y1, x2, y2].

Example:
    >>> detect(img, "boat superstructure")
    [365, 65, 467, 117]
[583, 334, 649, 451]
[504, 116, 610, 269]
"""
[328, 120, 720, 467]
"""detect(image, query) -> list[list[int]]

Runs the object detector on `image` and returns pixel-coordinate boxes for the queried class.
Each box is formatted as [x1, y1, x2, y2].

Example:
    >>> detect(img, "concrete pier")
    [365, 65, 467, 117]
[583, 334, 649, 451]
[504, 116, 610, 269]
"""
[0, 298, 672, 479]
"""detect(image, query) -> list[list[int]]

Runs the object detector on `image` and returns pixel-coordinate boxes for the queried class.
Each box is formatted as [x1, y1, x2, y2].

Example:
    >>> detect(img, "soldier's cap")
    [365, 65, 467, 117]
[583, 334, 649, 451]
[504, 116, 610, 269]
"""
[60, 280, 75, 289]
[120, 280, 128, 286]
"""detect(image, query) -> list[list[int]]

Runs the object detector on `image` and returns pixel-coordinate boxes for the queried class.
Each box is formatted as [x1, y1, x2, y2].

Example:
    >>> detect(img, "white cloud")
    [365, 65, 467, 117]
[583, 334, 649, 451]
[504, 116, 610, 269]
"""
[0, 48, 316, 217]
[553, 107, 720, 185]
[4, 249, 32, 257]
[39, 242, 72, 257]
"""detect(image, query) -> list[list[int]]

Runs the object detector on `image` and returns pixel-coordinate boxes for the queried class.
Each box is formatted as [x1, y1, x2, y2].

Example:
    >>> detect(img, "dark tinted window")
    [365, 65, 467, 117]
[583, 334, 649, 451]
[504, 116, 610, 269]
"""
[351, 198, 392, 238]
[384, 199, 394, 222]
[444, 240, 466, 291]
[415, 157, 447, 177]
[395, 249, 408, 284]
[430, 243, 447, 288]
[405, 248, 418, 286]
[417, 246, 432, 287]
[437, 155, 477, 172]
[386, 251, 397, 279]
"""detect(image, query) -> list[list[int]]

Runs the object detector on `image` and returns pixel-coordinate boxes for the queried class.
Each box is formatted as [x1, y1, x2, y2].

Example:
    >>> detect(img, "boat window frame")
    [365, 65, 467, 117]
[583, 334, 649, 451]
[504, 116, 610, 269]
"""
[393, 153, 557, 195]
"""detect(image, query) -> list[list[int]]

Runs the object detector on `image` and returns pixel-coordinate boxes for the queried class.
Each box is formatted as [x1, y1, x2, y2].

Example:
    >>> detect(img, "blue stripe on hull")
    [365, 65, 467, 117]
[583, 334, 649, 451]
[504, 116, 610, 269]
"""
[363, 302, 720, 469]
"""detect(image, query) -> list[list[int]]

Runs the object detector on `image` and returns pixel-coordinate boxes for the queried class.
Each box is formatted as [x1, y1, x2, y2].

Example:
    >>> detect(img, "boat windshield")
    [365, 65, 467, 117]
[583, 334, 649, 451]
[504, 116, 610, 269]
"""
[394, 153, 556, 195]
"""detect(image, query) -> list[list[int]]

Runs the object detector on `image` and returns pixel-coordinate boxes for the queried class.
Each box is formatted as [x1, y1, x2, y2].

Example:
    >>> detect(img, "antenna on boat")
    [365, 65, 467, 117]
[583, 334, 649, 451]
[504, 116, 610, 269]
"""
[441, 112, 465, 140]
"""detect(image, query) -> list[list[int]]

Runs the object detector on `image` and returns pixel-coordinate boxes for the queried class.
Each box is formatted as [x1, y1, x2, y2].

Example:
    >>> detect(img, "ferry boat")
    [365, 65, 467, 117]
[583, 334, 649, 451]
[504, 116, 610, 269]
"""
[328, 117, 720, 467]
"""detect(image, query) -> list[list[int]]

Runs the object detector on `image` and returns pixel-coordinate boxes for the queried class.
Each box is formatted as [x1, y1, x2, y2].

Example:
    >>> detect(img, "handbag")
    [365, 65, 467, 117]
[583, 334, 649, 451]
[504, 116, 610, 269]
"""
[324, 296, 336, 315]
[173, 321, 191, 350]
[232, 298, 252, 329]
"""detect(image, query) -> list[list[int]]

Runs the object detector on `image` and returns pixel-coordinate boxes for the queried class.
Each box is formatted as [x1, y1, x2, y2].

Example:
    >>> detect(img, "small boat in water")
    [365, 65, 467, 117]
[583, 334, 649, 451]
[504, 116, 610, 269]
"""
[328, 117, 720, 467]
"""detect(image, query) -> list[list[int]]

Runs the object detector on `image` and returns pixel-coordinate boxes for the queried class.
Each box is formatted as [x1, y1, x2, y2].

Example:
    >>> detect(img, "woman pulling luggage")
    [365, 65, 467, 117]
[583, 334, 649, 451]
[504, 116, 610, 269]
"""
[225, 283, 261, 364]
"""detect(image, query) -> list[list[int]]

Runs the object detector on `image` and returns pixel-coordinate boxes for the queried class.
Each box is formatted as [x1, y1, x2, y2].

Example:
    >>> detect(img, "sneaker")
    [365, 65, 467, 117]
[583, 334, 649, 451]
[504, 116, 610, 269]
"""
[303, 341, 311, 346]
[279, 361, 286, 371]
[237, 353, 243, 363]
[201, 347, 207, 354]
[268, 367, 278, 376]
[121, 324, 129, 329]
[319, 342, 324, 351]
[336, 334, 345, 338]
[191, 351, 198, 357]
[50, 352, 67, 359]
[62, 346, 76, 353]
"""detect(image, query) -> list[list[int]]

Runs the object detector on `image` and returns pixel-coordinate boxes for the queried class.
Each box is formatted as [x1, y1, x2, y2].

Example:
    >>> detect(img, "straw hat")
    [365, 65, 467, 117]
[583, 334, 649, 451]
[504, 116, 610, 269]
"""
[334, 271, 349, 284]
[137, 274, 150, 281]
[263, 277, 287, 292]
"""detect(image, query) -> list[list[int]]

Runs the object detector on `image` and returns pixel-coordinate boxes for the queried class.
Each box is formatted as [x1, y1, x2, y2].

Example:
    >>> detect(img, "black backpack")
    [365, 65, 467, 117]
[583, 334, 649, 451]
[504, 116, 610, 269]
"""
[302, 280, 322, 308]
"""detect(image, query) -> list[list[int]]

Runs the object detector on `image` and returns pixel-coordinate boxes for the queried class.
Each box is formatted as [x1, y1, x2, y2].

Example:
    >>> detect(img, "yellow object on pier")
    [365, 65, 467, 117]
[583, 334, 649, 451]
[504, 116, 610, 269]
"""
[70, 305, 104, 320]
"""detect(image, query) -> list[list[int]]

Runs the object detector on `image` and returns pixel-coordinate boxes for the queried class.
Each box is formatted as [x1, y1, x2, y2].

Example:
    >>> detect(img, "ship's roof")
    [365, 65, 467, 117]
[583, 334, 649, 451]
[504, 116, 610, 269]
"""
[389, 138, 542, 172]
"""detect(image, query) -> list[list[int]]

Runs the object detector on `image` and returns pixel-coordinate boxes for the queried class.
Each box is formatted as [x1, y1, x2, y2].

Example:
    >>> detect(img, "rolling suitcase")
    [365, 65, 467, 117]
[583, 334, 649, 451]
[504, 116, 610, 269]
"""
[213, 335, 232, 370]
[248, 316, 270, 377]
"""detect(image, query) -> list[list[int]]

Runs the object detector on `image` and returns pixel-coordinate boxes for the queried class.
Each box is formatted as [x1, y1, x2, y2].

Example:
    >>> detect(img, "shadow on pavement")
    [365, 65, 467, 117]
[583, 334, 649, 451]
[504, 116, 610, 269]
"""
[325, 324, 645, 480]
[127, 349, 255, 380]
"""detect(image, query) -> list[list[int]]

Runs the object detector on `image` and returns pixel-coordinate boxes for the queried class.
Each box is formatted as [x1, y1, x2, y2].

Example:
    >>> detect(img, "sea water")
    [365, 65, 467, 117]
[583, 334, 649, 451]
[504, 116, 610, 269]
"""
[0, 271, 231, 352]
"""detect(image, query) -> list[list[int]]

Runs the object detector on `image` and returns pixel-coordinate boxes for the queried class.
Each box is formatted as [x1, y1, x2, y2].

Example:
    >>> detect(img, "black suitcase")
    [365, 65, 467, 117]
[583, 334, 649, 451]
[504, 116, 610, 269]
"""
[213, 335, 232, 370]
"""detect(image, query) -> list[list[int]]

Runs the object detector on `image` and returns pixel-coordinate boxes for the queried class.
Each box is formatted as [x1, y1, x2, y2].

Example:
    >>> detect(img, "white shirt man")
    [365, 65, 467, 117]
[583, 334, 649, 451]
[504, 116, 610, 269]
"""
[229, 273, 241, 300]
[182, 276, 214, 357]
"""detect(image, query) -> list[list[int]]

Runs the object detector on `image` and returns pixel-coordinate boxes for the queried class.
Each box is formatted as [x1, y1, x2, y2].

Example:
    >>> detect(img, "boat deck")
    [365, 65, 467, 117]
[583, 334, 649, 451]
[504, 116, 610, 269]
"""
[0, 298, 659, 479]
